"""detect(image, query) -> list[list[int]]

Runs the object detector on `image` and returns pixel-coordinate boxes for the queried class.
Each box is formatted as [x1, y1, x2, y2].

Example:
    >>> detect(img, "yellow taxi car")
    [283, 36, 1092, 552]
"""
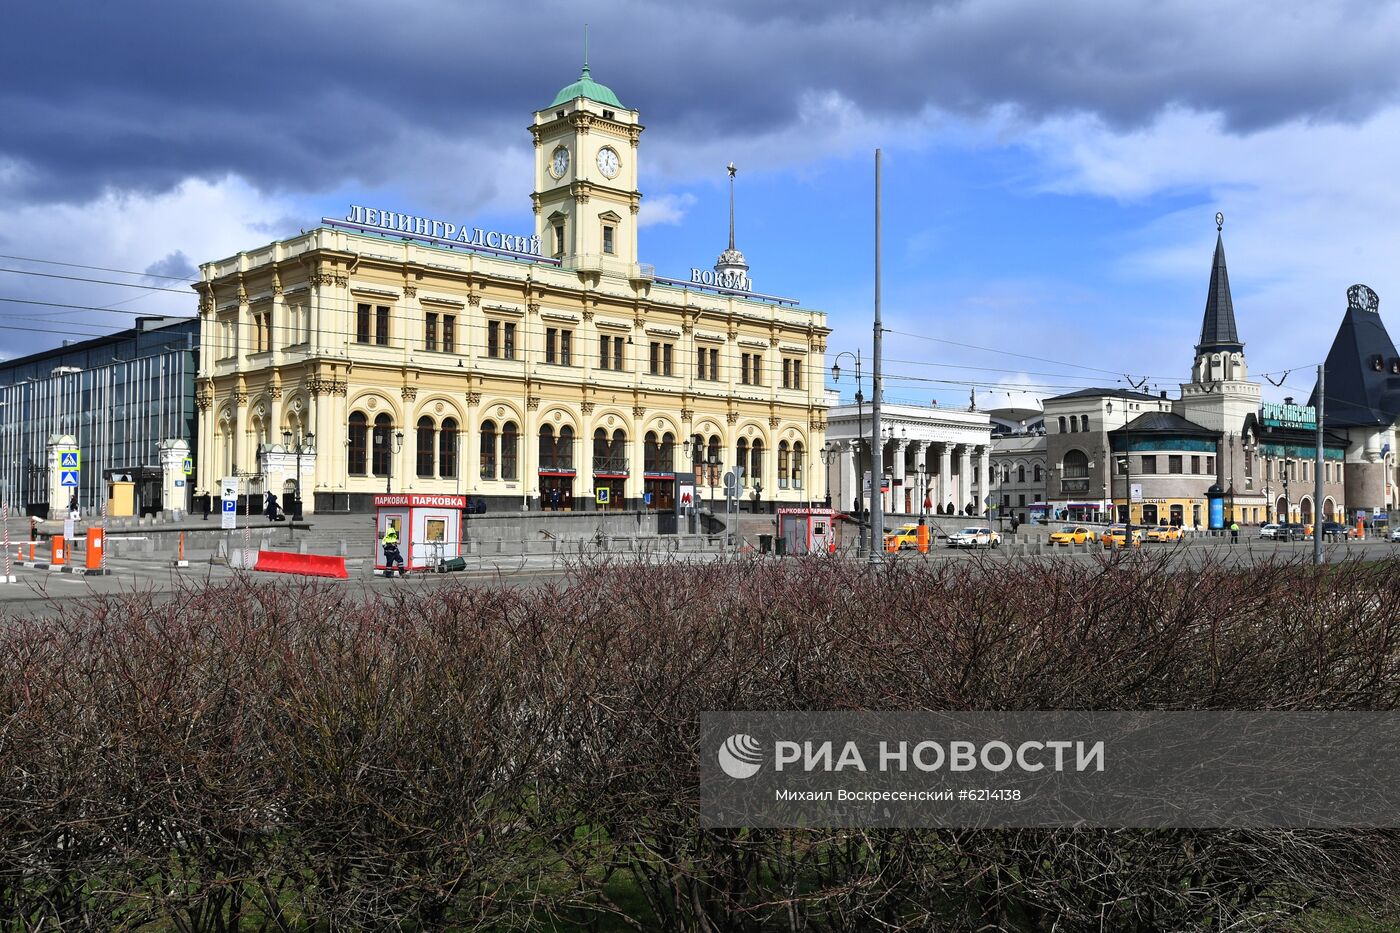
[883, 523, 922, 551]
[1101, 525, 1144, 549]
[1049, 524, 1097, 546]
[1145, 524, 1183, 543]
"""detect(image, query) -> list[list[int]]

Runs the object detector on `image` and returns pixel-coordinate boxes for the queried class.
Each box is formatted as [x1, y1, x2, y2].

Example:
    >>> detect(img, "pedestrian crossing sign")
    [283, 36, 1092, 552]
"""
[60, 469, 79, 487]
[59, 450, 80, 470]
[182, 456, 193, 475]
[595, 488, 610, 505]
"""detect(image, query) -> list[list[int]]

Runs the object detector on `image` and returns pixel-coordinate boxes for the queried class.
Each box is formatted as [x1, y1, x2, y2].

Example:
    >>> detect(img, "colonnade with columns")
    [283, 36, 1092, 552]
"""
[832, 436, 993, 517]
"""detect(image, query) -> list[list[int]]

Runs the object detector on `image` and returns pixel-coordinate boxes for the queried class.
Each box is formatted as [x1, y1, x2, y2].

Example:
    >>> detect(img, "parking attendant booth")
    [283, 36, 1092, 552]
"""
[374, 494, 466, 574]
[776, 507, 837, 555]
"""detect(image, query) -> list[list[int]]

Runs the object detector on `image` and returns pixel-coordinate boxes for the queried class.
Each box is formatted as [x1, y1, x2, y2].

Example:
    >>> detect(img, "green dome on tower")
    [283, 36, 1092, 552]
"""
[550, 63, 623, 109]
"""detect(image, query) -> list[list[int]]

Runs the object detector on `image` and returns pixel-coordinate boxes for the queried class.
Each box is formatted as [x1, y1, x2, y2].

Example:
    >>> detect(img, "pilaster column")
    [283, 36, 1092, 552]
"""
[978, 447, 991, 517]
[891, 441, 908, 514]
[939, 444, 953, 512]
[959, 446, 973, 515]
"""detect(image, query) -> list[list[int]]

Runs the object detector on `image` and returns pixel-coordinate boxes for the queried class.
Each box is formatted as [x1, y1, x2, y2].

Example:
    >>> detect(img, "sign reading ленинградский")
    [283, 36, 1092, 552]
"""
[340, 205, 541, 256]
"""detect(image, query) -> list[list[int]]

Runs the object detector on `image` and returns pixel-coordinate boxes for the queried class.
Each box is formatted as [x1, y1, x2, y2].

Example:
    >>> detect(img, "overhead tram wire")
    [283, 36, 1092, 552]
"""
[0, 266, 195, 295]
[0, 252, 198, 282]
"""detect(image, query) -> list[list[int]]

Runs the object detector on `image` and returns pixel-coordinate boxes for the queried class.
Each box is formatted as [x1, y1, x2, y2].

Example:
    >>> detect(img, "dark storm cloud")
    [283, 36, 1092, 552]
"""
[144, 251, 196, 281]
[2, 0, 1397, 203]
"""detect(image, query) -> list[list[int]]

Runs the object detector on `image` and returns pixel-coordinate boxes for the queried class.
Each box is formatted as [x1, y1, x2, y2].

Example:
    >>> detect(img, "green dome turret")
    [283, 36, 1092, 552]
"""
[550, 63, 623, 109]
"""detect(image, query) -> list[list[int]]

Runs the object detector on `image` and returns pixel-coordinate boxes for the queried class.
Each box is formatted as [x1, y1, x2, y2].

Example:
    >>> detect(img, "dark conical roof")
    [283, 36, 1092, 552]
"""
[1307, 284, 1400, 428]
[1196, 232, 1244, 355]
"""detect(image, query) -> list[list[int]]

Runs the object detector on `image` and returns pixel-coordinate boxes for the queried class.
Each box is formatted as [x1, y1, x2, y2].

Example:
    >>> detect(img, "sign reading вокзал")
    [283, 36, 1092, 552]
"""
[700, 712, 1400, 829]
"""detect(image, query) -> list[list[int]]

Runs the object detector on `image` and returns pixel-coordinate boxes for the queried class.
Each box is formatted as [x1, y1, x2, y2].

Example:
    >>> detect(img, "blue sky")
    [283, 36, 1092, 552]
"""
[3, 0, 1399, 413]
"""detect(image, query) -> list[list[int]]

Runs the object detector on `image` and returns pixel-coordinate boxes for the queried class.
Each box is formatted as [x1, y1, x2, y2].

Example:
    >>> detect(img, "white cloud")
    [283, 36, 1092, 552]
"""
[638, 192, 697, 227]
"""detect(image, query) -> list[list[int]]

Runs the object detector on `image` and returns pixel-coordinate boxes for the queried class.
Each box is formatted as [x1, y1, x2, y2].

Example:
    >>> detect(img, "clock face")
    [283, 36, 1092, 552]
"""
[596, 146, 620, 179]
[550, 146, 569, 179]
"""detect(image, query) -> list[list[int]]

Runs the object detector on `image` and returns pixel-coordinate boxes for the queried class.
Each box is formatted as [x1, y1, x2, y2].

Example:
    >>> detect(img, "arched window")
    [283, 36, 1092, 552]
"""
[501, 421, 518, 480]
[1017, 465, 1026, 483]
[792, 441, 804, 489]
[1062, 449, 1089, 493]
[594, 428, 609, 471]
[480, 420, 497, 480]
[736, 438, 749, 485]
[661, 432, 674, 473]
[372, 413, 393, 475]
[439, 418, 458, 478]
[348, 412, 368, 475]
[1080, 415, 1089, 432]
[644, 431, 661, 473]
[751, 439, 764, 487]
[539, 424, 557, 470]
[558, 425, 574, 469]
[611, 429, 627, 473]
[416, 416, 436, 478]
[1033, 464, 1042, 482]
[707, 434, 720, 466]
[1058, 416, 1067, 433]
[778, 441, 790, 489]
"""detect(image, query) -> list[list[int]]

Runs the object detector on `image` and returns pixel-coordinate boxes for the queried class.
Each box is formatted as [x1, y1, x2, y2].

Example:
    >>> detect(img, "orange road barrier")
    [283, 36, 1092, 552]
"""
[253, 549, 349, 579]
[85, 527, 105, 571]
[51, 535, 66, 567]
[917, 523, 930, 554]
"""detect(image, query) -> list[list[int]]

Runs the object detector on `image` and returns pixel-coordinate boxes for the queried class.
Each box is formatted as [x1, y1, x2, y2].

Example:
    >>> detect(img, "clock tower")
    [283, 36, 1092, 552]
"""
[531, 58, 643, 279]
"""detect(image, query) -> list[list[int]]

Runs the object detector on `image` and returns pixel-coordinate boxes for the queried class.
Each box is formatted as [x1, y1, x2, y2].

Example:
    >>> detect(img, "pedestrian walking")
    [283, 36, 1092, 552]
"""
[380, 524, 405, 577]
[201, 492, 211, 521]
[1229, 520, 1239, 544]
[264, 491, 280, 522]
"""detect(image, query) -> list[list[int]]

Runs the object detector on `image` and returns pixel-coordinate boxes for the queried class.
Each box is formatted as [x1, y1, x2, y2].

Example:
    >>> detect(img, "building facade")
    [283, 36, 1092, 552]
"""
[0, 316, 198, 518]
[1045, 388, 1171, 523]
[193, 63, 829, 514]
[989, 431, 1047, 526]
[826, 403, 993, 518]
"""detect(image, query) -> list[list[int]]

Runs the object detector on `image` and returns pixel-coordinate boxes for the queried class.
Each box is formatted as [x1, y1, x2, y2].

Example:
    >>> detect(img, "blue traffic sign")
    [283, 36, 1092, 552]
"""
[223, 499, 237, 512]
[59, 469, 79, 487]
[59, 451, 79, 469]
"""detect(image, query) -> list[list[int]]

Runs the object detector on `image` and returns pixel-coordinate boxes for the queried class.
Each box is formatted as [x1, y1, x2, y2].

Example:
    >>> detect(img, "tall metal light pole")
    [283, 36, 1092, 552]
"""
[1313, 363, 1324, 565]
[281, 429, 314, 541]
[378, 428, 404, 494]
[869, 148, 885, 564]
[831, 351, 864, 548]
[821, 441, 834, 506]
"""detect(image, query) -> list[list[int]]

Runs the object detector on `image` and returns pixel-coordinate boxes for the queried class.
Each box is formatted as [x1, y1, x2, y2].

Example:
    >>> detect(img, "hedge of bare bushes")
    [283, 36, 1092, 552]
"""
[3, 554, 1400, 931]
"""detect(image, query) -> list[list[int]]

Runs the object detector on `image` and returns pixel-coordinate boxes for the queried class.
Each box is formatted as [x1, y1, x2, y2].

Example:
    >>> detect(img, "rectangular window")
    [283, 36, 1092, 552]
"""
[560, 329, 571, 366]
[709, 348, 718, 381]
[504, 322, 516, 359]
[554, 223, 565, 257]
[357, 303, 371, 344]
[663, 343, 673, 376]
[1141, 455, 1157, 474]
[612, 335, 623, 370]
[488, 320, 500, 358]
[649, 341, 660, 375]
[425, 312, 439, 352]
[442, 315, 454, 353]
[599, 334, 611, 369]
[1169, 455, 1183, 474]
[375, 305, 390, 346]
[750, 353, 762, 385]
[696, 346, 707, 380]
[1191, 454, 1200, 474]
[741, 353, 751, 385]
[782, 358, 791, 388]
[547, 328, 558, 364]
[1207, 456, 1215, 474]
[602, 225, 615, 255]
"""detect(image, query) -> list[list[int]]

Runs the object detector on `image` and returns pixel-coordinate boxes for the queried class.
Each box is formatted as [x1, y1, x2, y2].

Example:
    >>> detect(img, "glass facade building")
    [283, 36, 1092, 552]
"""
[0, 317, 199, 516]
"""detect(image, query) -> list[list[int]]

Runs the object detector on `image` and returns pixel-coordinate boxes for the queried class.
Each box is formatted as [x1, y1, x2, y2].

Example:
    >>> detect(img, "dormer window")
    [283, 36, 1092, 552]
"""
[556, 110, 565, 119]
[602, 109, 615, 120]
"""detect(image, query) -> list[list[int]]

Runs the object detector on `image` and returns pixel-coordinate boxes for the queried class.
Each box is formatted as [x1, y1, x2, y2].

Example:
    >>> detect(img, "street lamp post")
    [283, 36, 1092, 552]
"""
[1282, 459, 1291, 525]
[820, 441, 835, 507]
[281, 429, 314, 541]
[377, 428, 405, 494]
[831, 351, 865, 550]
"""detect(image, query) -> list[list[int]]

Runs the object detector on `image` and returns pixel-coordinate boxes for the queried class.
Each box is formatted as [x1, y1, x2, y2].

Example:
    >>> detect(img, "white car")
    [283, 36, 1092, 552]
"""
[947, 526, 1001, 549]
[1390, 527, 1400, 542]
[1258, 523, 1280, 539]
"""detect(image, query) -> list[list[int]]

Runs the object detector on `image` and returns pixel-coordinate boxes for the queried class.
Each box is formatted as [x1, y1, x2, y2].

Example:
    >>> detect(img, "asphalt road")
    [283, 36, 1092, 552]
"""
[1, 535, 1396, 614]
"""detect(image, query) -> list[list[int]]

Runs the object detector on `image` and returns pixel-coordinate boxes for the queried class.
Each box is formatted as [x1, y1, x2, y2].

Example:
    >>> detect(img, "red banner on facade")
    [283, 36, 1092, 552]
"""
[373, 494, 468, 509]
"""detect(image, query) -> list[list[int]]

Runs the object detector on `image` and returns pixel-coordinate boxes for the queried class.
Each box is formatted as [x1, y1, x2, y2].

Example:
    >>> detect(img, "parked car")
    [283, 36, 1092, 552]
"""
[1390, 526, 1400, 542]
[1049, 524, 1096, 546]
[1145, 524, 1183, 543]
[884, 523, 921, 551]
[1309, 521, 1353, 540]
[1101, 525, 1144, 549]
[1273, 522, 1308, 541]
[947, 526, 1001, 549]
[1258, 523, 1280, 539]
